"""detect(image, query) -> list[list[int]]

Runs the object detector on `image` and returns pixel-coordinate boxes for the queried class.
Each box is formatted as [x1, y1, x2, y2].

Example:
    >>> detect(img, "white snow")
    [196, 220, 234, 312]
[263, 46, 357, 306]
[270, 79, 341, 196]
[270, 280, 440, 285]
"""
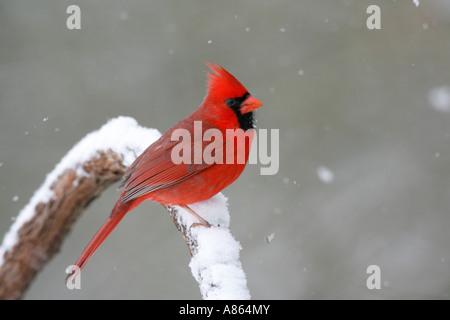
[185, 193, 230, 228]
[428, 86, 450, 113]
[0, 116, 161, 266]
[265, 232, 275, 244]
[190, 227, 249, 299]
[317, 166, 335, 184]
[175, 194, 250, 300]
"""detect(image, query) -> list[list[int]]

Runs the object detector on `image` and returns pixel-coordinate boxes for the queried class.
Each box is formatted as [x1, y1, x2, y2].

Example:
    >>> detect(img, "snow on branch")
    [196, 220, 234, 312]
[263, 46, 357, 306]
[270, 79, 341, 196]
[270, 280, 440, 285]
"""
[0, 116, 250, 300]
[169, 196, 250, 300]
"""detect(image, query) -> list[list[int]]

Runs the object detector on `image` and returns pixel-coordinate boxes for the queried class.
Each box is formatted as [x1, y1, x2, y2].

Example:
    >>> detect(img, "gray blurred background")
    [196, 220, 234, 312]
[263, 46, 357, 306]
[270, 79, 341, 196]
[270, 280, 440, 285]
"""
[1, 0, 449, 299]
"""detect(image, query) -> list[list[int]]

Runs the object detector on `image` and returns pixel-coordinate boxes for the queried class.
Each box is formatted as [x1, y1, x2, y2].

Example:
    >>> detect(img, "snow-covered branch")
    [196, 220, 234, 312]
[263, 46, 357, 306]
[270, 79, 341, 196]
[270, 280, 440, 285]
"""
[0, 116, 250, 300]
[169, 196, 250, 300]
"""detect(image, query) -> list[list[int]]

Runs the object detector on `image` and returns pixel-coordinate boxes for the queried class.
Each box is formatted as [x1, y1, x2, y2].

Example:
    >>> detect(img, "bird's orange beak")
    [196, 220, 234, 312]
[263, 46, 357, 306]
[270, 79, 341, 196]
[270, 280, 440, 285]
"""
[240, 95, 263, 114]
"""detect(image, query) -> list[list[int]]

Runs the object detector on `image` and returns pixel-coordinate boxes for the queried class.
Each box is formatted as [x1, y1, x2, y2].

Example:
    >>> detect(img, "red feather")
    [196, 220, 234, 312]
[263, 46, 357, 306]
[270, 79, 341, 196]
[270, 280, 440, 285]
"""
[67, 62, 262, 282]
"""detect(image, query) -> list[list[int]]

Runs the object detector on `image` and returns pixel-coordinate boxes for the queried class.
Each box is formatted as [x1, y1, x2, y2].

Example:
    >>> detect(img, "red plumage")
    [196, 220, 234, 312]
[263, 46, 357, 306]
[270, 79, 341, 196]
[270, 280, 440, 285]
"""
[67, 62, 262, 280]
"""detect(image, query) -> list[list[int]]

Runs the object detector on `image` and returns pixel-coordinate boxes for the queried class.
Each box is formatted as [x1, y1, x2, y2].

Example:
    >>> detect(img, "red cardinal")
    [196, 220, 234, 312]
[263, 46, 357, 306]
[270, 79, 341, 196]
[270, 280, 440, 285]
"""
[67, 62, 262, 281]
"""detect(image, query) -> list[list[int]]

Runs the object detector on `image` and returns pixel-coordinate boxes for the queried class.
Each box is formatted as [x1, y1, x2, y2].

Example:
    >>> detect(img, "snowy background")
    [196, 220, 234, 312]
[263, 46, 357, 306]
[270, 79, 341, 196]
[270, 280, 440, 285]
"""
[1, 0, 449, 299]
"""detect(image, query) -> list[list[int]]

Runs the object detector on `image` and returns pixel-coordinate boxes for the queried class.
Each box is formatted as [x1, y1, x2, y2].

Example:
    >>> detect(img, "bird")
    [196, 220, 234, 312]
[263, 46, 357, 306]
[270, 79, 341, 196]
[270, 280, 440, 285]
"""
[66, 62, 263, 281]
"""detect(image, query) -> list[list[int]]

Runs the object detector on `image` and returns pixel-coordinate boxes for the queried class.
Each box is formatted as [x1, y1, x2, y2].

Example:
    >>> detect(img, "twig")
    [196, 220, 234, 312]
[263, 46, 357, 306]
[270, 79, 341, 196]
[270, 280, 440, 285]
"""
[168, 202, 251, 299]
[0, 150, 125, 299]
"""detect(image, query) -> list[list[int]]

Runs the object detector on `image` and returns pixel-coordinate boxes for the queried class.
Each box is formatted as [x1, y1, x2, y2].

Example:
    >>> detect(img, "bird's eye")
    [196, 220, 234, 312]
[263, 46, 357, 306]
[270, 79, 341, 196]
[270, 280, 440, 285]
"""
[225, 98, 236, 107]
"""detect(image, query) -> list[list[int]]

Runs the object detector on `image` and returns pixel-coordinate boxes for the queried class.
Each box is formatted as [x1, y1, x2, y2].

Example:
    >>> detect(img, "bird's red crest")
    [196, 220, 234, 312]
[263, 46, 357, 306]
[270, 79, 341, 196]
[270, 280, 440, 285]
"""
[205, 62, 249, 101]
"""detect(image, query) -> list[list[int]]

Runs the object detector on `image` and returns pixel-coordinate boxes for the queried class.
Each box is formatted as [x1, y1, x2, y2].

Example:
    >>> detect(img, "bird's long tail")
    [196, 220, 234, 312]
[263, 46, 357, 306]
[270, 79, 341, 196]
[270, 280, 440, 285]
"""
[66, 195, 138, 283]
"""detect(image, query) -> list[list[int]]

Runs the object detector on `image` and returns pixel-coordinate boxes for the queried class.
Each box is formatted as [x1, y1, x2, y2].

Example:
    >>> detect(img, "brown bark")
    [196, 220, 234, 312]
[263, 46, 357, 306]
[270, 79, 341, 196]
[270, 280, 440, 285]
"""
[0, 150, 126, 299]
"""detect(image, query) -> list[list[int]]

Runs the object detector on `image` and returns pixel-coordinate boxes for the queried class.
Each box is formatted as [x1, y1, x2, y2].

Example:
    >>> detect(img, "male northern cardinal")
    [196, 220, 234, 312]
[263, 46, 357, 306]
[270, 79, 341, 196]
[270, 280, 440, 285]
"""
[67, 62, 262, 281]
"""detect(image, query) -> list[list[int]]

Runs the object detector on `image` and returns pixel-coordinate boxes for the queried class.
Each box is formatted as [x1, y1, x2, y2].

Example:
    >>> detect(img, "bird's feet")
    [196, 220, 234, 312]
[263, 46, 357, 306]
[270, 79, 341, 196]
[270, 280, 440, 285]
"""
[181, 205, 211, 228]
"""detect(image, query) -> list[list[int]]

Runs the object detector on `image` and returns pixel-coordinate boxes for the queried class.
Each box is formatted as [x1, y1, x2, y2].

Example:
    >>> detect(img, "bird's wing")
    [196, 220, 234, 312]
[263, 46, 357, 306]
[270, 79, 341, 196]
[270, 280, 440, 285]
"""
[117, 122, 218, 204]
